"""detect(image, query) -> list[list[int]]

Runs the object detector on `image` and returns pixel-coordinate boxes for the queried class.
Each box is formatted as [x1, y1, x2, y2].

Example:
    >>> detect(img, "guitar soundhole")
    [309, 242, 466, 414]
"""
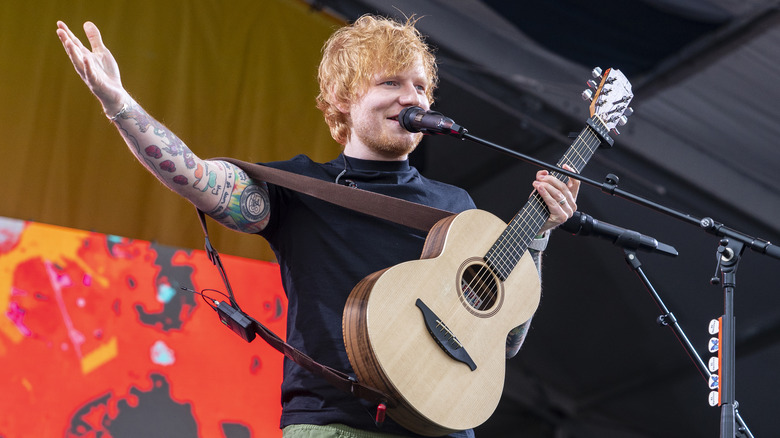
[458, 259, 503, 316]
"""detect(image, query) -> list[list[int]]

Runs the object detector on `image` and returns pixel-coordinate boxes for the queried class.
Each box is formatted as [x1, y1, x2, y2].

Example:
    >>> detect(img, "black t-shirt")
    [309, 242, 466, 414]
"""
[259, 154, 477, 437]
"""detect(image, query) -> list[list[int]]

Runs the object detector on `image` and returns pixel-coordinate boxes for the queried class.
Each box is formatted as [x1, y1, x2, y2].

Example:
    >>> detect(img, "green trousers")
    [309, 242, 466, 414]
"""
[282, 424, 407, 438]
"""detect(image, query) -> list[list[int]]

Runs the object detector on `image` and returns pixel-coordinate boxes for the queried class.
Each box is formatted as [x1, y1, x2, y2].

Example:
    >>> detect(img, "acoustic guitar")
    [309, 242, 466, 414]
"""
[343, 67, 634, 436]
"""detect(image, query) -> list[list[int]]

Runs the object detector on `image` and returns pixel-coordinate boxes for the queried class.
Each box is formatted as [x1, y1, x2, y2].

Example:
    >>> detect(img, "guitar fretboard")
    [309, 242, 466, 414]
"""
[485, 119, 604, 281]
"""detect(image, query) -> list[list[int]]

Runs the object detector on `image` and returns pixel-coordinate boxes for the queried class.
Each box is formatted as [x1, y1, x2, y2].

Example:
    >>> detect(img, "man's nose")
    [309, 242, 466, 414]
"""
[398, 83, 423, 107]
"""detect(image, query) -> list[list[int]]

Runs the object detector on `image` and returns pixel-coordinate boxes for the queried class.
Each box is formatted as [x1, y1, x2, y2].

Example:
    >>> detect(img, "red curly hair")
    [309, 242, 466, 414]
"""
[316, 15, 438, 145]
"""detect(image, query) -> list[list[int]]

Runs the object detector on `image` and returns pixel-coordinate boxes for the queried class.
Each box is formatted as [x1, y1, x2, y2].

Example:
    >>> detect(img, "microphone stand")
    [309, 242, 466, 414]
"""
[714, 238, 745, 437]
[622, 248, 754, 437]
[444, 129, 777, 437]
[457, 131, 780, 261]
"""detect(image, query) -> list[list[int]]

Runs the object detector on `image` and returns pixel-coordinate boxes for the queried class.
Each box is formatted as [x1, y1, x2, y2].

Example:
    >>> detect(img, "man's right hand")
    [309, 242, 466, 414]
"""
[56, 21, 127, 117]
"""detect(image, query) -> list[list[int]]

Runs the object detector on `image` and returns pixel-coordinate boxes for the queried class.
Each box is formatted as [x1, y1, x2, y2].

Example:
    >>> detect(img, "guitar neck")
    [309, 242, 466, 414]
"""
[485, 118, 606, 281]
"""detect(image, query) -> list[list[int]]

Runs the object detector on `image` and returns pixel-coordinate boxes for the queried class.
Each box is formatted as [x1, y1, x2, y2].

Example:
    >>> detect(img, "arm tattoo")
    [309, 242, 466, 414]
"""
[506, 320, 531, 359]
[113, 103, 196, 179]
[206, 164, 270, 233]
[111, 104, 270, 234]
[505, 249, 543, 359]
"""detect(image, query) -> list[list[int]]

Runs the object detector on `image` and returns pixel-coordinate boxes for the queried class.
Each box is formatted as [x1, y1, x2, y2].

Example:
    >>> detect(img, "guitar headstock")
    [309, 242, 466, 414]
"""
[582, 67, 634, 135]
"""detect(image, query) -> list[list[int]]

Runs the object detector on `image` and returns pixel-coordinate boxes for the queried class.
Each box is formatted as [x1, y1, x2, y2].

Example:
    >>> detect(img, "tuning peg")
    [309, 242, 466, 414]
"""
[591, 67, 603, 79]
[587, 79, 599, 89]
[623, 107, 634, 117]
[617, 115, 628, 126]
[610, 127, 620, 136]
[581, 89, 594, 101]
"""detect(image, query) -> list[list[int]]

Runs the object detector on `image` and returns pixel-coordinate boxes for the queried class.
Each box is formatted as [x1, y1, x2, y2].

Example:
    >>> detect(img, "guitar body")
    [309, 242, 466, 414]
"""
[343, 209, 541, 436]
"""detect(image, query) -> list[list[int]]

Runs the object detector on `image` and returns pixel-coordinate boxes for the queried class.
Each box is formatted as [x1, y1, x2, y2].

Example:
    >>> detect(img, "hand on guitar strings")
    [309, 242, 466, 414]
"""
[533, 164, 580, 233]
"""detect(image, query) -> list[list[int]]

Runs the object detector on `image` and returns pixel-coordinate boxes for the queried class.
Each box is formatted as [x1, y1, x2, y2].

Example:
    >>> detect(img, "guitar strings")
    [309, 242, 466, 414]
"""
[456, 130, 600, 316]
[488, 129, 592, 278]
[486, 130, 599, 279]
[488, 128, 599, 271]
[454, 128, 601, 316]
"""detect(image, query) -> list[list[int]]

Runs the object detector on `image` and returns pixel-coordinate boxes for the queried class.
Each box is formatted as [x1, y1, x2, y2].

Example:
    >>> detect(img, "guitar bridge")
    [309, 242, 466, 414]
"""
[415, 299, 477, 371]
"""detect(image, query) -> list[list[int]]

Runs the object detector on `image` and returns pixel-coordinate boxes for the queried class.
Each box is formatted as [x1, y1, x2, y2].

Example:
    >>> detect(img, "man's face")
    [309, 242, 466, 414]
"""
[344, 58, 431, 160]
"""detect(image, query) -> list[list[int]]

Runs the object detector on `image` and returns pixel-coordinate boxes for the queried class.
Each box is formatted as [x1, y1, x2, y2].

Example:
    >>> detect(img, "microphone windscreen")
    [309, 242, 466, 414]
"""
[398, 106, 424, 133]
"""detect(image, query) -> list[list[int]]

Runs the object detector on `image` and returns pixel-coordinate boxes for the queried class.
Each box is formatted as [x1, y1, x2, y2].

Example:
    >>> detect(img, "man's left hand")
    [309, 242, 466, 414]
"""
[533, 164, 580, 233]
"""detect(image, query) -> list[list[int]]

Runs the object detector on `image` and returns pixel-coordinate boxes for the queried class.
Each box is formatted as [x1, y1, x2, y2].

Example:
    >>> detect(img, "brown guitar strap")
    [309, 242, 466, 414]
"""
[195, 157, 457, 411]
[215, 157, 455, 231]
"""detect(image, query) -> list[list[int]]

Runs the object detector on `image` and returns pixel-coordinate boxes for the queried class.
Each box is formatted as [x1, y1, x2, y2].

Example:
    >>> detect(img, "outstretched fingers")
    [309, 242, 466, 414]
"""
[57, 21, 88, 54]
[56, 20, 125, 110]
[83, 21, 106, 52]
[56, 21, 89, 76]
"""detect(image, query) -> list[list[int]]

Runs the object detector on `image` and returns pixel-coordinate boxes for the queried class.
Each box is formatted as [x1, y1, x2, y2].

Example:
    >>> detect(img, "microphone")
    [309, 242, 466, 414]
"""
[398, 106, 468, 137]
[561, 211, 678, 257]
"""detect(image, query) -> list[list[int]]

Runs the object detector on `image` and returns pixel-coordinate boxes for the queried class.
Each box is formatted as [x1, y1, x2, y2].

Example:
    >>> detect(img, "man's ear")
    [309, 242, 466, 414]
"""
[328, 84, 351, 114]
[335, 99, 350, 114]
[333, 94, 352, 114]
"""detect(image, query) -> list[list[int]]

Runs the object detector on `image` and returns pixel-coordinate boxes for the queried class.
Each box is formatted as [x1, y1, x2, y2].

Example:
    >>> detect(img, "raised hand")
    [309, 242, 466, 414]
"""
[56, 21, 127, 116]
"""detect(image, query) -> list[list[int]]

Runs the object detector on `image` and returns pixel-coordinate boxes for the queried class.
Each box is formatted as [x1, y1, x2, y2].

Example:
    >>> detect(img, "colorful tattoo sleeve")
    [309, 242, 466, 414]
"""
[205, 163, 270, 234]
[111, 103, 270, 234]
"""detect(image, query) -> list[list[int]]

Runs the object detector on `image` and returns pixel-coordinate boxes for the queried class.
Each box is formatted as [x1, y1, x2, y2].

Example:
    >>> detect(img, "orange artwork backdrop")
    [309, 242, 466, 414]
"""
[0, 216, 287, 437]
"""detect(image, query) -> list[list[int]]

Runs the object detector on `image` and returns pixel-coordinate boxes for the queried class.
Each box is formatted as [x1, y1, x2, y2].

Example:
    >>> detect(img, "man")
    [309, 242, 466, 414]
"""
[57, 14, 579, 438]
